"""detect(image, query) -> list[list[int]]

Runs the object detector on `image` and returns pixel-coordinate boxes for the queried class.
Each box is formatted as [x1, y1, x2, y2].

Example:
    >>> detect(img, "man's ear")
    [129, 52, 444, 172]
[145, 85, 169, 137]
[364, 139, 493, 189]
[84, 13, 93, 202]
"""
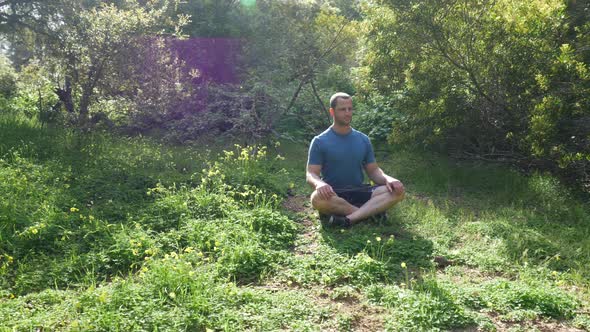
[329, 108, 334, 117]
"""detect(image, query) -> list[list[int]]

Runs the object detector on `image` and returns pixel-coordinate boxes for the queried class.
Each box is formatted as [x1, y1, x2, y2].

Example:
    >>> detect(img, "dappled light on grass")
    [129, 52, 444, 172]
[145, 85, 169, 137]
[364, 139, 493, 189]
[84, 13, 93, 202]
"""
[0, 118, 589, 330]
[320, 215, 434, 277]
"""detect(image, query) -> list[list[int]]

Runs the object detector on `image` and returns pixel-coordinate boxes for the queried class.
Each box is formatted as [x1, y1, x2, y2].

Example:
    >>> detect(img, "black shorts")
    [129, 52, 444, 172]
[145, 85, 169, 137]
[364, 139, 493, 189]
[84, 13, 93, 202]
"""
[334, 184, 380, 207]
[318, 184, 387, 223]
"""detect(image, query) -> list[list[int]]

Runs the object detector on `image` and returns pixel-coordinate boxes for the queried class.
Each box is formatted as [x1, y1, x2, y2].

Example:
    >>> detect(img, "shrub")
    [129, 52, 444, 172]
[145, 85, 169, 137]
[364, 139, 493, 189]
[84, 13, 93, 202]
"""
[360, 1, 590, 191]
[353, 94, 400, 143]
[159, 84, 279, 145]
[0, 55, 16, 99]
[8, 61, 59, 123]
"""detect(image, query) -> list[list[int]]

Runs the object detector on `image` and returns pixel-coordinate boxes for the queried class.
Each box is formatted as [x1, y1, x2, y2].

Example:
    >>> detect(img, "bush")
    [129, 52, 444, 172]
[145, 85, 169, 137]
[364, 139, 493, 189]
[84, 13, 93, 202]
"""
[353, 94, 401, 144]
[0, 55, 16, 100]
[8, 61, 59, 123]
[359, 0, 590, 191]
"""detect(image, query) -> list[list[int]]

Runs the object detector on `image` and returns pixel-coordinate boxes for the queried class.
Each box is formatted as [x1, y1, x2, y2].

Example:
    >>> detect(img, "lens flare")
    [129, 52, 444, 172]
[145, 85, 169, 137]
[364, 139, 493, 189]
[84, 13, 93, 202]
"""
[240, 0, 256, 7]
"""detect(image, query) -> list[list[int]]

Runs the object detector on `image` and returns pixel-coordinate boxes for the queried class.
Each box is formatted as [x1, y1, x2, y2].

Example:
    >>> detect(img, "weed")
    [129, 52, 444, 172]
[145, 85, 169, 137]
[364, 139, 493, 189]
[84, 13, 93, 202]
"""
[479, 279, 579, 320]
[366, 280, 475, 331]
[230, 208, 299, 250]
[216, 242, 274, 282]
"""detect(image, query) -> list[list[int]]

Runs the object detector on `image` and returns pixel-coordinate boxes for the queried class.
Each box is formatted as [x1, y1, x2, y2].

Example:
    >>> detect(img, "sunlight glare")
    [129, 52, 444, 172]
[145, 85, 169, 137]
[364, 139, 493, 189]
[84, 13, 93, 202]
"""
[240, 0, 256, 8]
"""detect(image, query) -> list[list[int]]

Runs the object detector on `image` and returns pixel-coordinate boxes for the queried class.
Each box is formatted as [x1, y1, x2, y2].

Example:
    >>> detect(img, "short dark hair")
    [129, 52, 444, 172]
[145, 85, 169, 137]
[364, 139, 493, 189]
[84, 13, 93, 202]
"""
[330, 92, 351, 109]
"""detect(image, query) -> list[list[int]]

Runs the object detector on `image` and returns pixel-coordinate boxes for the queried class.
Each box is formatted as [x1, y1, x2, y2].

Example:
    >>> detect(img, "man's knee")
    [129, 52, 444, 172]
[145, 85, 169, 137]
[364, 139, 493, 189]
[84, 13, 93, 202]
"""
[394, 186, 405, 202]
[373, 185, 405, 205]
[311, 191, 352, 214]
[388, 186, 405, 205]
[310, 190, 330, 211]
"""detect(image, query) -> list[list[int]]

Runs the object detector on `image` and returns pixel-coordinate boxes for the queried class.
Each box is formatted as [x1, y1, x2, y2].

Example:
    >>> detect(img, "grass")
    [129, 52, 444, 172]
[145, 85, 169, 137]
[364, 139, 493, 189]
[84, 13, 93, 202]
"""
[0, 114, 589, 331]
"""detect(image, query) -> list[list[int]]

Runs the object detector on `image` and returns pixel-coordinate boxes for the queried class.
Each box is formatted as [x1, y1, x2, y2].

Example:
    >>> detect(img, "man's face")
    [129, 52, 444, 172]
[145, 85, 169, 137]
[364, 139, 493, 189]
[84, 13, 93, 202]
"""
[331, 98, 353, 126]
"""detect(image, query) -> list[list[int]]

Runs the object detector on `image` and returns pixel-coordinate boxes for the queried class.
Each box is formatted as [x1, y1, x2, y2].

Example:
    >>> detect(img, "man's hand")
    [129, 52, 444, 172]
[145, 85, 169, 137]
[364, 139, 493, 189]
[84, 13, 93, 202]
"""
[386, 178, 404, 196]
[315, 182, 336, 200]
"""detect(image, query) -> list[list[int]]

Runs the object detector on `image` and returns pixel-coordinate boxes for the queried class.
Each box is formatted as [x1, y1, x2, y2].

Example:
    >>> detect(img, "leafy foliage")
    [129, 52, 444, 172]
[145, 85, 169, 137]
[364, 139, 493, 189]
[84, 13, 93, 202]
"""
[0, 55, 16, 100]
[367, 280, 475, 331]
[360, 0, 590, 190]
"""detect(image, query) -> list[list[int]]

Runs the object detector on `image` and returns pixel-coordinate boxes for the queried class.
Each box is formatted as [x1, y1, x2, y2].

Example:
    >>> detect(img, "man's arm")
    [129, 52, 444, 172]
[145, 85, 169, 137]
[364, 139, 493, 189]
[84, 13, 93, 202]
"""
[306, 164, 335, 200]
[365, 162, 404, 194]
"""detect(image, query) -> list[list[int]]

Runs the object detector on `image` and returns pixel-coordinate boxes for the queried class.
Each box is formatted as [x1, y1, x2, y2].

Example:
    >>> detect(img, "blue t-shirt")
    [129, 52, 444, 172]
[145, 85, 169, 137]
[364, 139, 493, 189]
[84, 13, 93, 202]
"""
[307, 127, 376, 189]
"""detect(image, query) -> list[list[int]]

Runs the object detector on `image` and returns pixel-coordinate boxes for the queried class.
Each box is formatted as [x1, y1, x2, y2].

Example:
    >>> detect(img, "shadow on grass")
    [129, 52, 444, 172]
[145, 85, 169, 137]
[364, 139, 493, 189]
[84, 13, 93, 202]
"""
[0, 117, 203, 221]
[379, 148, 590, 279]
[319, 214, 434, 281]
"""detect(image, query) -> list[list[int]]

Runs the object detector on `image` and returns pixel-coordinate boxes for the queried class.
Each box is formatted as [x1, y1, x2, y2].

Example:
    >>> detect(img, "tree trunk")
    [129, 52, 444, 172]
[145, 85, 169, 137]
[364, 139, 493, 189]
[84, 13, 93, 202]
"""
[55, 77, 75, 114]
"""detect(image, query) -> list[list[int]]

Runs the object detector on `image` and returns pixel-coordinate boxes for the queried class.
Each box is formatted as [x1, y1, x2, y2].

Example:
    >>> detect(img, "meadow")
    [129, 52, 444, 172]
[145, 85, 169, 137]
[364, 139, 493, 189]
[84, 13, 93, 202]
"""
[0, 114, 589, 331]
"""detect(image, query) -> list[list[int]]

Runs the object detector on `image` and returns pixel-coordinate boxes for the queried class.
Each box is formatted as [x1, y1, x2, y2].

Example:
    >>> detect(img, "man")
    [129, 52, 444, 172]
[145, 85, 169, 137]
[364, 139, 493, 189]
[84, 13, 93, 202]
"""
[306, 92, 405, 227]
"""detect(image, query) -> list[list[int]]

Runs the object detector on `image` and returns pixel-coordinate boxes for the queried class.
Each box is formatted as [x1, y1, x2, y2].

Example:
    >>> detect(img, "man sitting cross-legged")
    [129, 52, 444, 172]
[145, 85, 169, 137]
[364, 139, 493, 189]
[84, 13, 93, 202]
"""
[306, 92, 405, 227]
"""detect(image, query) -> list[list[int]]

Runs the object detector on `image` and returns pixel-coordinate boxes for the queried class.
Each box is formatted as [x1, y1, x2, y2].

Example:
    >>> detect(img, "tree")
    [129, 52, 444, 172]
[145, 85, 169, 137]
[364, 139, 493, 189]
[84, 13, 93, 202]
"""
[359, 0, 589, 190]
[41, 1, 179, 127]
[160, 0, 363, 140]
[0, 0, 53, 33]
[240, 0, 361, 134]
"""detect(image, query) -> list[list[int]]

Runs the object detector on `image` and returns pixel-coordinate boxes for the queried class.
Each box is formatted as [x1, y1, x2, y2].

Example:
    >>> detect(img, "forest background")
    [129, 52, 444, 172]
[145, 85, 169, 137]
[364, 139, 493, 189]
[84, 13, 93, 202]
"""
[1, 0, 588, 189]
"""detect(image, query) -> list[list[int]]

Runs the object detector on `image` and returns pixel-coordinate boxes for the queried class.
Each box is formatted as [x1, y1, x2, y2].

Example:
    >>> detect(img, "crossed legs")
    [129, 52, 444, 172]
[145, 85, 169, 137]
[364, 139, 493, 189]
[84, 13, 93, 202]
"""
[311, 185, 405, 224]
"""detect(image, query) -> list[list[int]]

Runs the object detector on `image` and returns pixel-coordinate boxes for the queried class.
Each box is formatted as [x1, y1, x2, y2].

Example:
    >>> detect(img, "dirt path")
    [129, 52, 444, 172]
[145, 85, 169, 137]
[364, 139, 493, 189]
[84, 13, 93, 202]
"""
[278, 195, 388, 331]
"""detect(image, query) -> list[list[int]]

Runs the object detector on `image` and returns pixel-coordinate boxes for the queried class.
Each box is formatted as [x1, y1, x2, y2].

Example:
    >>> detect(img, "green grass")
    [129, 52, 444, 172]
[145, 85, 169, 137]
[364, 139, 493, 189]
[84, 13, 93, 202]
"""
[0, 115, 589, 331]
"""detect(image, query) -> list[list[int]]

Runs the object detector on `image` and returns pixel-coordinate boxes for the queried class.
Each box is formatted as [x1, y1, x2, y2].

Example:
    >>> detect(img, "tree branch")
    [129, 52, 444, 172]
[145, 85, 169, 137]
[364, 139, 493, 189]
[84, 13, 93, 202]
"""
[284, 21, 347, 114]
[310, 79, 330, 122]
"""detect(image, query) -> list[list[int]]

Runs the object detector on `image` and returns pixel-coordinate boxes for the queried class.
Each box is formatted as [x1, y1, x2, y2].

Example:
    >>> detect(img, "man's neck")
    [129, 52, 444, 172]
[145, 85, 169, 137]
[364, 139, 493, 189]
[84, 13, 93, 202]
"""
[331, 124, 352, 135]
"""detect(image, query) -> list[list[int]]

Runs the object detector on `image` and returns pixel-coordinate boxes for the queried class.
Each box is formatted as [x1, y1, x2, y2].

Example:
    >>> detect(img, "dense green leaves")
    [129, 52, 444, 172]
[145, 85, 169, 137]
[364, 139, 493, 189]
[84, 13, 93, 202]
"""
[360, 0, 589, 190]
